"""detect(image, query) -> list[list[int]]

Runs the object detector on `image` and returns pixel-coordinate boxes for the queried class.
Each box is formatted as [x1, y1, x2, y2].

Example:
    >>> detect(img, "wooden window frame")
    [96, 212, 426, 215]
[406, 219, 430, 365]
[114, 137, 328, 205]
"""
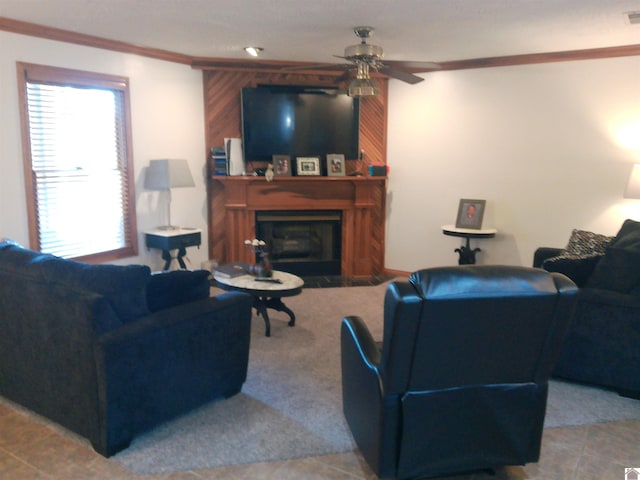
[16, 62, 138, 263]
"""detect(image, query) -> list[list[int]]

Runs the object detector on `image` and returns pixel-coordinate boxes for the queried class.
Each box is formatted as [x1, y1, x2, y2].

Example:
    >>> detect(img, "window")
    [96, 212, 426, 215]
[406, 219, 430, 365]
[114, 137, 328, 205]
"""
[17, 62, 138, 262]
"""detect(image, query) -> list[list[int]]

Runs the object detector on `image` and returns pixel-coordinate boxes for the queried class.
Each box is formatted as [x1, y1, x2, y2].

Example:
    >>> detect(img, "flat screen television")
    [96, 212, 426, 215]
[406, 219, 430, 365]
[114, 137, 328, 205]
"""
[241, 86, 360, 165]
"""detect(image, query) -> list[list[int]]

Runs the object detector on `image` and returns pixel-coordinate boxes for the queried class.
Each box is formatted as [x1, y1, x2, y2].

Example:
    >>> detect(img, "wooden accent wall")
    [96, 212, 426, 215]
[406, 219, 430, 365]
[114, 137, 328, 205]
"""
[202, 70, 388, 167]
[203, 70, 389, 276]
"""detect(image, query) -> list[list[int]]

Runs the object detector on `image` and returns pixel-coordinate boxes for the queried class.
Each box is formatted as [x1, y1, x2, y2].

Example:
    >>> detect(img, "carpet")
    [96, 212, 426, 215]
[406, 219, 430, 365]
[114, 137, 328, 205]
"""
[114, 280, 640, 475]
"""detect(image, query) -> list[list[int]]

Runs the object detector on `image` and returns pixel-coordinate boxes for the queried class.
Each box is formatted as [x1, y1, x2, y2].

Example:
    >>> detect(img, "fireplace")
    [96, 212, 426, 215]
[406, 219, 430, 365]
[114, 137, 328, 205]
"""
[256, 210, 341, 276]
[209, 177, 386, 278]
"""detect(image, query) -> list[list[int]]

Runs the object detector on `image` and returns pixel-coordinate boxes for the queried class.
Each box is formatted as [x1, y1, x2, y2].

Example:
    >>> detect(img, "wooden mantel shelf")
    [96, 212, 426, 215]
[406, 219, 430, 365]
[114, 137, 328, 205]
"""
[208, 176, 387, 278]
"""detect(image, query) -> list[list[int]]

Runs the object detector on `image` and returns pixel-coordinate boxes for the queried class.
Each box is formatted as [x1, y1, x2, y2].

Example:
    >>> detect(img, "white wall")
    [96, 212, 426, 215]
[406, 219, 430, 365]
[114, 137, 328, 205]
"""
[386, 56, 640, 272]
[0, 31, 208, 271]
[2, 31, 639, 274]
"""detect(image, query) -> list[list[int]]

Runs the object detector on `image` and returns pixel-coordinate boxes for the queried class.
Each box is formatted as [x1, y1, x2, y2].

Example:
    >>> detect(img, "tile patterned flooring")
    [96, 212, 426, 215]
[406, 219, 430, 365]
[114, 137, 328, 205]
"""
[1, 396, 639, 480]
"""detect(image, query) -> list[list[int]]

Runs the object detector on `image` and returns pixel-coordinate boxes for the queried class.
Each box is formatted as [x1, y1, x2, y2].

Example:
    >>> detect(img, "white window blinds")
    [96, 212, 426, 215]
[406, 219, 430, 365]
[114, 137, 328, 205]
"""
[20, 64, 136, 260]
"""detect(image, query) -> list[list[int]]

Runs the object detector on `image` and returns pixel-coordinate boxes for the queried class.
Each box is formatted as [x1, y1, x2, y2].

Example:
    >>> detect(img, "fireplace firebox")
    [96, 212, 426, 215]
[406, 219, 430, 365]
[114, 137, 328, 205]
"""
[256, 210, 341, 276]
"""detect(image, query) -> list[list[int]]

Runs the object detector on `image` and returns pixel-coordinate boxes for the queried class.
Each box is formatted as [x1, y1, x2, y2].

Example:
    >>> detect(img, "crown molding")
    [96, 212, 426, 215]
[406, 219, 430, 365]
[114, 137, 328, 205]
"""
[435, 43, 640, 71]
[1, 16, 639, 72]
[0, 16, 192, 65]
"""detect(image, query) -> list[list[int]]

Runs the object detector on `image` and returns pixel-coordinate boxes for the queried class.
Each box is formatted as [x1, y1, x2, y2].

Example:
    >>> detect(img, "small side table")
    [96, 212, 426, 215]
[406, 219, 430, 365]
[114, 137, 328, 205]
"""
[442, 225, 497, 265]
[145, 228, 201, 270]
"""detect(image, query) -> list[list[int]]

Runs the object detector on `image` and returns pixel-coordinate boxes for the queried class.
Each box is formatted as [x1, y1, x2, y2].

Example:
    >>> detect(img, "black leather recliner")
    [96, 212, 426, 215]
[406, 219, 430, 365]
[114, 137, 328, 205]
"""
[341, 265, 578, 480]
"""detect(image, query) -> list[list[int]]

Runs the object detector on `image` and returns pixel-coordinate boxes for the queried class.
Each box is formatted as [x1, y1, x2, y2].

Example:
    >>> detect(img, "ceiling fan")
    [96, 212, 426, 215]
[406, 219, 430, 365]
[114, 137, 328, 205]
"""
[285, 27, 441, 96]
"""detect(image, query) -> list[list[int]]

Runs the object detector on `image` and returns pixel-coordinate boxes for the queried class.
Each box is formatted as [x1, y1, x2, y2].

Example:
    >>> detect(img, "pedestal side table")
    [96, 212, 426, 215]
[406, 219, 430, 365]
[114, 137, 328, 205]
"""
[442, 225, 497, 265]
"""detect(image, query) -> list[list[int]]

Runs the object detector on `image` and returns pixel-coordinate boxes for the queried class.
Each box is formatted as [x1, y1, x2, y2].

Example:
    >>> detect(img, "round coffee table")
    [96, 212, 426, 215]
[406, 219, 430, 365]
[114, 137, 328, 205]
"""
[213, 270, 304, 337]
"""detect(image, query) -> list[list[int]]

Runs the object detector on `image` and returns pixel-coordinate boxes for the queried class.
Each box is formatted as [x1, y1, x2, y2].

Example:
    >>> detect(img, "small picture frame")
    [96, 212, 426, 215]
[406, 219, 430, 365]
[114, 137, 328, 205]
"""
[455, 199, 486, 229]
[326, 153, 346, 177]
[272, 155, 291, 176]
[296, 157, 321, 176]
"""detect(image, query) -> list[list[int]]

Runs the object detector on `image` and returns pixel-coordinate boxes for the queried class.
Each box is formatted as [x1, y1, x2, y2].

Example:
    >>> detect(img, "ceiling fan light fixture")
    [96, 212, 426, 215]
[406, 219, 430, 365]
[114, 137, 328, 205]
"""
[348, 62, 379, 97]
[348, 77, 378, 97]
[344, 42, 384, 60]
[244, 46, 264, 57]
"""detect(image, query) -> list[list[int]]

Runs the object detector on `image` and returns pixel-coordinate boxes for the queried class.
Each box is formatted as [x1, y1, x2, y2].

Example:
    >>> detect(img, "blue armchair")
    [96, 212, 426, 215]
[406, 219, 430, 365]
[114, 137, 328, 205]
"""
[0, 242, 253, 456]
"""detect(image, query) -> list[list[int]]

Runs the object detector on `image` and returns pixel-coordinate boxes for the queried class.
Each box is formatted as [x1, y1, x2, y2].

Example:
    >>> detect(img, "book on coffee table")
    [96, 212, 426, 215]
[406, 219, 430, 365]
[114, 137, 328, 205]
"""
[213, 262, 249, 278]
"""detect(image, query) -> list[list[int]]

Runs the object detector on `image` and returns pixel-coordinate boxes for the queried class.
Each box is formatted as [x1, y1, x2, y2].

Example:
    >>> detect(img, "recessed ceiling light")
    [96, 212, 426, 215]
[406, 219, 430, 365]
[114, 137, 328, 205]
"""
[625, 11, 640, 25]
[244, 47, 264, 57]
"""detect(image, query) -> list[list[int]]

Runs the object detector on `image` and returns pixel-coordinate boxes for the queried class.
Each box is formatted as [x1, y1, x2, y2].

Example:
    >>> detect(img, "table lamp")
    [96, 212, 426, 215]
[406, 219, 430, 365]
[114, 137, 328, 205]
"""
[144, 159, 195, 230]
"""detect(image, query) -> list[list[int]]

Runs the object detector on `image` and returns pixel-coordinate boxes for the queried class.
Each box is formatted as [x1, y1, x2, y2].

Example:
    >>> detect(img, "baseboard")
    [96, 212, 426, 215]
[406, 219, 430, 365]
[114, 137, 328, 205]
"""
[384, 268, 410, 278]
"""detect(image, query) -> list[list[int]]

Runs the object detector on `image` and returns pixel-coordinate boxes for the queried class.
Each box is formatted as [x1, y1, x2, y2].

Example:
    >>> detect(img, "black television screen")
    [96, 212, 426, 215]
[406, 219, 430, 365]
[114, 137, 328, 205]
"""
[241, 86, 360, 164]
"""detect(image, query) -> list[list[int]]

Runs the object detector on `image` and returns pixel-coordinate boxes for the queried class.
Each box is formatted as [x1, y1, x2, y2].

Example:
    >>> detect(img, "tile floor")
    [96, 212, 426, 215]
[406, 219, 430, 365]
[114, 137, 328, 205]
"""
[1, 396, 639, 480]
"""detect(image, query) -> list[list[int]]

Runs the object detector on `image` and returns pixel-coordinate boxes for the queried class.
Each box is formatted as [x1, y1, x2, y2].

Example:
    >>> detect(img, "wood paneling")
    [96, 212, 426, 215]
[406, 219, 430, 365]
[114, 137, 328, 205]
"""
[210, 177, 386, 278]
[358, 90, 388, 166]
[204, 70, 388, 278]
[203, 70, 388, 169]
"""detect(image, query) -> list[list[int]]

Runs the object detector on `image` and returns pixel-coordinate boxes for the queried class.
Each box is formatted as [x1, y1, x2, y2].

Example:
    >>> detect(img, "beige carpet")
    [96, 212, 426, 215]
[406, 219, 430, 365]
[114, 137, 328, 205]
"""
[113, 279, 640, 475]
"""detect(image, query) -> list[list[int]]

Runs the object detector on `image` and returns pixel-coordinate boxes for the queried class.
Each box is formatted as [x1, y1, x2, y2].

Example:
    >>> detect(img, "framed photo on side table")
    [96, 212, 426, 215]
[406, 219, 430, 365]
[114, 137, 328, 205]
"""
[326, 153, 346, 176]
[455, 199, 486, 229]
[272, 154, 291, 176]
[296, 157, 321, 176]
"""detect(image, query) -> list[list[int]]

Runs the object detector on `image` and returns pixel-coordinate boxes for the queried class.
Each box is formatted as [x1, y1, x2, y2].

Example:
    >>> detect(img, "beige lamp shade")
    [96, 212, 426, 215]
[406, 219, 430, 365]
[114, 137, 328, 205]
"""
[144, 159, 195, 229]
[144, 159, 195, 190]
[624, 164, 640, 199]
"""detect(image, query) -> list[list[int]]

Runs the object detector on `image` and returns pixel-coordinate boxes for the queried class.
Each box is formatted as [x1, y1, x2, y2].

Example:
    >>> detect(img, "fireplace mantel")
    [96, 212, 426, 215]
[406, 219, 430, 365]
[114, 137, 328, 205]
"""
[208, 176, 386, 278]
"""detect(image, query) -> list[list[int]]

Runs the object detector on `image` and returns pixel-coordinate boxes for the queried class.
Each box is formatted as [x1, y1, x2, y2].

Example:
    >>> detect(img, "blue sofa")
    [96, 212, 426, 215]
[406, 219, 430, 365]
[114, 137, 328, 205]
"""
[0, 241, 253, 456]
[534, 219, 640, 398]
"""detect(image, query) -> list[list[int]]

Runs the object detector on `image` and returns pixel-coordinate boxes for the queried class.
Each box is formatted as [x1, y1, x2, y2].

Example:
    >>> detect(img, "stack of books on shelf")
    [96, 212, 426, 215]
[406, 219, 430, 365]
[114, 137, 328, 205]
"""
[211, 146, 227, 176]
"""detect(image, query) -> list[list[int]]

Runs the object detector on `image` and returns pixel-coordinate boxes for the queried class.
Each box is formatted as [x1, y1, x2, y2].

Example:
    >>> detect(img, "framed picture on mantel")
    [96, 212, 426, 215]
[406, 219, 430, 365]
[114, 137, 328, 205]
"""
[296, 157, 321, 176]
[326, 154, 346, 177]
[272, 154, 291, 176]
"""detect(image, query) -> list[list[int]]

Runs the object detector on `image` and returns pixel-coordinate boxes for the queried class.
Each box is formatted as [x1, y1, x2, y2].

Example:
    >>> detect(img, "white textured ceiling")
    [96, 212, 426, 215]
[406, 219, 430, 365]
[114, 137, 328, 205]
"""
[1, 0, 640, 63]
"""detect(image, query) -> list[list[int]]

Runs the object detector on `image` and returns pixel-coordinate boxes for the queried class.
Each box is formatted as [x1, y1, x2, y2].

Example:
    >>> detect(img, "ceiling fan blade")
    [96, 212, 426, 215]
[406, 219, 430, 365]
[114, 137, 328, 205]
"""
[378, 65, 425, 84]
[384, 60, 442, 72]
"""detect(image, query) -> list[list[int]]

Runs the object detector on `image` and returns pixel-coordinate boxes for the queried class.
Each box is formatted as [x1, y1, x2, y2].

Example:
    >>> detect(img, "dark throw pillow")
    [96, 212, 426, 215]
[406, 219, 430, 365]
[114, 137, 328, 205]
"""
[0, 243, 151, 323]
[542, 255, 602, 287]
[585, 247, 640, 294]
[48, 259, 152, 323]
[611, 219, 640, 248]
[609, 219, 640, 250]
[146, 269, 211, 312]
[584, 219, 640, 294]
